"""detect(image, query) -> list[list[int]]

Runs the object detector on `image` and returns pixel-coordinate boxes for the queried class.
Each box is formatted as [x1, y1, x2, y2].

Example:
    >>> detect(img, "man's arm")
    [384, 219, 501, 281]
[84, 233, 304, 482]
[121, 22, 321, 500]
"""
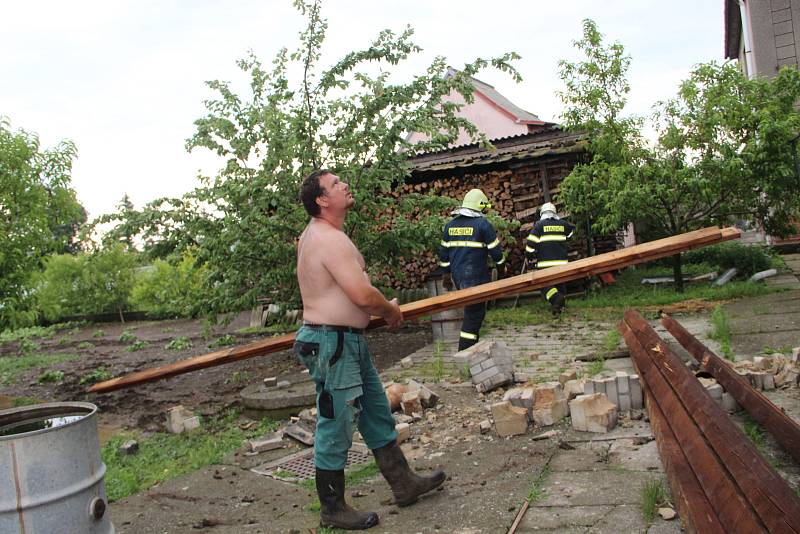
[322, 233, 402, 327]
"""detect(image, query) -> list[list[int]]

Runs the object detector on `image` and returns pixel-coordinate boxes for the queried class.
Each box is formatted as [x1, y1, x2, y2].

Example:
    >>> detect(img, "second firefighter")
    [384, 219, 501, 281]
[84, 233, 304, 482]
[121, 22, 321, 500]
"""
[525, 202, 575, 317]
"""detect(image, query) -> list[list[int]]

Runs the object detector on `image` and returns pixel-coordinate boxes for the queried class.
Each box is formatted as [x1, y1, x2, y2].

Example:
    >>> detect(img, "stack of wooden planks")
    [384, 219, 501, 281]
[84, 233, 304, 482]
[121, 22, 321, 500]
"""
[620, 310, 800, 533]
[89, 226, 739, 394]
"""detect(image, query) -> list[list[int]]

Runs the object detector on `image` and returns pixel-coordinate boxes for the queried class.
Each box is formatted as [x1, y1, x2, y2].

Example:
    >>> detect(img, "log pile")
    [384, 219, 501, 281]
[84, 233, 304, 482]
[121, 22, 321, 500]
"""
[88, 226, 739, 394]
[382, 154, 615, 290]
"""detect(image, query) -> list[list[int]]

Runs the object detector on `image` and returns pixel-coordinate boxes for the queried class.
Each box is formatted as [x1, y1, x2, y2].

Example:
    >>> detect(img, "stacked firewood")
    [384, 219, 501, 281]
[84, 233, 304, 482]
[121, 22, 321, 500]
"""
[378, 156, 618, 290]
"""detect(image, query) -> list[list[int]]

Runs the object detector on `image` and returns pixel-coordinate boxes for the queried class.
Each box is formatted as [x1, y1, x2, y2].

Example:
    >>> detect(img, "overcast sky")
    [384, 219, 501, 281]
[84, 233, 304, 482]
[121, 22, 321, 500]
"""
[1, 1, 725, 220]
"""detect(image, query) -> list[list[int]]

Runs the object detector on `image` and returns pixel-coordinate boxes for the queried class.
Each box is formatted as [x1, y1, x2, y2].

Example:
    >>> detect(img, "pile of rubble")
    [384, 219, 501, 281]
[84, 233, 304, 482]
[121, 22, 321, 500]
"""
[729, 348, 800, 389]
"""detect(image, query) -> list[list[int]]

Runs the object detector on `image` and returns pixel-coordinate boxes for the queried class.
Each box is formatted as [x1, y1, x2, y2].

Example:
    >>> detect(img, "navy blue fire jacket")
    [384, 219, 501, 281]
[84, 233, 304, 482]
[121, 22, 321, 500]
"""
[525, 217, 575, 268]
[437, 212, 505, 287]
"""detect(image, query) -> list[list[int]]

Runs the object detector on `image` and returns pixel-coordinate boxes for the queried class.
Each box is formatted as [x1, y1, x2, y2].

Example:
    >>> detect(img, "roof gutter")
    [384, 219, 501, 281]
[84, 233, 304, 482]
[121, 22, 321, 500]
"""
[738, 0, 757, 78]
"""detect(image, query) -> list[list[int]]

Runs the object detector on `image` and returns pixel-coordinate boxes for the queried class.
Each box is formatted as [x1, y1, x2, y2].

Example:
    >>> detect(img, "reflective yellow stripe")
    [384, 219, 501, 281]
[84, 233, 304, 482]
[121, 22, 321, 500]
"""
[525, 245, 535, 253]
[567, 231, 574, 238]
[537, 259, 568, 268]
[443, 240, 486, 248]
[527, 235, 540, 243]
[546, 287, 559, 300]
[438, 261, 450, 267]
[539, 235, 567, 242]
[486, 238, 500, 249]
[459, 331, 478, 340]
[440, 240, 448, 247]
[496, 257, 506, 265]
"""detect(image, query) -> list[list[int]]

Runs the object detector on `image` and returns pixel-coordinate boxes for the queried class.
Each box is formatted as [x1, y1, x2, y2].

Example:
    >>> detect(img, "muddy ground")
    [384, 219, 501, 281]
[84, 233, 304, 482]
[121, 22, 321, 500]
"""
[0, 313, 431, 433]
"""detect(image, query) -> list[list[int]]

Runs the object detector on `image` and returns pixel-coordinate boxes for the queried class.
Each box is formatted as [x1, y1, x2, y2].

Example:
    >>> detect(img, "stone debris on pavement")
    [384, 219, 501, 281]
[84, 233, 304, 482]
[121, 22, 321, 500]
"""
[298, 407, 317, 431]
[490, 400, 529, 437]
[563, 379, 585, 400]
[658, 507, 677, 520]
[247, 433, 284, 453]
[407, 379, 440, 408]
[401, 389, 424, 415]
[721, 392, 742, 413]
[558, 369, 578, 385]
[531, 382, 569, 427]
[284, 421, 315, 446]
[569, 393, 618, 433]
[119, 439, 139, 455]
[263, 376, 277, 387]
[582, 373, 644, 410]
[165, 405, 201, 434]
[276, 380, 291, 389]
[385, 382, 408, 411]
[395, 422, 411, 443]
[479, 419, 492, 434]
[503, 387, 534, 419]
[459, 340, 514, 393]
[400, 356, 414, 368]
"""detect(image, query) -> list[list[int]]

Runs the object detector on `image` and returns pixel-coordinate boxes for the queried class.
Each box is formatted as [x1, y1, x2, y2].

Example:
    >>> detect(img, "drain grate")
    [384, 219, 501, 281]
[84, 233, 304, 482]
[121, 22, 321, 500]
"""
[252, 444, 372, 482]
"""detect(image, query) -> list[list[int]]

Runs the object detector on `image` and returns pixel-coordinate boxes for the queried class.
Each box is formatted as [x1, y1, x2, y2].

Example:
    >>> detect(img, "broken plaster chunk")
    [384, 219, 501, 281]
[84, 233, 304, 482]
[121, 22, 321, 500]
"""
[531, 399, 569, 427]
[762, 373, 776, 390]
[479, 419, 492, 434]
[165, 405, 197, 434]
[401, 390, 423, 416]
[395, 423, 411, 444]
[276, 380, 291, 389]
[721, 392, 741, 413]
[569, 394, 618, 433]
[400, 356, 414, 369]
[284, 421, 315, 446]
[407, 379, 439, 408]
[563, 379, 585, 400]
[658, 507, 677, 520]
[119, 440, 139, 455]
[491, 401, 528, 437]
[558, 369, 578, 386]
[247, 433, 284, 453]
[263, 376, 277, 387]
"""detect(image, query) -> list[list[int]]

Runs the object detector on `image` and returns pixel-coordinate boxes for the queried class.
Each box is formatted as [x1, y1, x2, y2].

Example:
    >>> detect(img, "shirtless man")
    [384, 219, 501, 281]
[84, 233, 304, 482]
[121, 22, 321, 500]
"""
[295, 170, 445, 530]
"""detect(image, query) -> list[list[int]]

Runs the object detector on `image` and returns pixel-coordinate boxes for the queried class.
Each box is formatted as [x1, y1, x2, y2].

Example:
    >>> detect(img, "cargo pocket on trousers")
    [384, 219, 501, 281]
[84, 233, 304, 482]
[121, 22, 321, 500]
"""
[293, 340, 320, 372]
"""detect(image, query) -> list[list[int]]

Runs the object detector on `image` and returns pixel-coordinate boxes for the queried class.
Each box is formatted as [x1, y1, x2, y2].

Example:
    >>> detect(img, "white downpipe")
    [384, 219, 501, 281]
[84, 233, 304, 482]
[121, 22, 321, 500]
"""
[739, 0, 757, 78]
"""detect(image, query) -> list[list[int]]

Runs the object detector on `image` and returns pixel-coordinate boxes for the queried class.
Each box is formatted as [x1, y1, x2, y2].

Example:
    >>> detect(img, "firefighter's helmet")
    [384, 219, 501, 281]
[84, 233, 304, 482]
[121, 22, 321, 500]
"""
[462, 189, 491, 212]
[540, 202, 557, 216]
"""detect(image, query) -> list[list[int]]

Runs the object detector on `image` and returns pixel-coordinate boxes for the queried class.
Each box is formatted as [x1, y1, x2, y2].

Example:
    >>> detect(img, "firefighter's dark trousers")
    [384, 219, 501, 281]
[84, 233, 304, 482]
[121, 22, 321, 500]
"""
[454, 276, 488, 351]
[543, 283, 566, 316]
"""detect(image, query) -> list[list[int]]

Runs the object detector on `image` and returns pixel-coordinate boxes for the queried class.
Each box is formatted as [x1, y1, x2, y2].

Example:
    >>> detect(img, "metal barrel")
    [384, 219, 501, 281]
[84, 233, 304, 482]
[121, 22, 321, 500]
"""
[0, 402, 114, 534]
[425, 276, 464, 343]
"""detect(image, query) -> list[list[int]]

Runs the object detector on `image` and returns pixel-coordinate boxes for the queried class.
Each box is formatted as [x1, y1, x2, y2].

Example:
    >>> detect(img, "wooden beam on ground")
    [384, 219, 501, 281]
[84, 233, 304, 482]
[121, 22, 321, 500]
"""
[88, 226, 740, 394]
[619, 322, 723, 534]
[660, 313, 800, 464]
[623, 310, 800, 533]
[619, 318, 765, 533]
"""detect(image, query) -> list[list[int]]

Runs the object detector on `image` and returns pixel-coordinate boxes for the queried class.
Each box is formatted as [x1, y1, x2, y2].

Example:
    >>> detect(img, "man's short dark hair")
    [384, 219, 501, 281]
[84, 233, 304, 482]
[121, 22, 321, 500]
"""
[299, 169, 331, 217]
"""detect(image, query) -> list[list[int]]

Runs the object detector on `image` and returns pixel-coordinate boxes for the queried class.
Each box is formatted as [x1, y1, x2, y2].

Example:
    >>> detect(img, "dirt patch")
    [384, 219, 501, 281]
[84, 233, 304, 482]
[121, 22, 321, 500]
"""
[0, 313, 432, 432]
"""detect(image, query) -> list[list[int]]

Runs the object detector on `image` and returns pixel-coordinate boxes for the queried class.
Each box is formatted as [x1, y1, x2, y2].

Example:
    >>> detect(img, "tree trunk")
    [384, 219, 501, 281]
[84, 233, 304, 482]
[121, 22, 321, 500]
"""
[118, 306, 125, 324]
[672, 253, 684, 293]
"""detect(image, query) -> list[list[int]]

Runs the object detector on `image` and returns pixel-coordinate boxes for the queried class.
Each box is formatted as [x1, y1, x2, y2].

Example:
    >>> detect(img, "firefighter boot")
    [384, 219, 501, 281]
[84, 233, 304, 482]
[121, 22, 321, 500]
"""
[551, 292, 566, 317]
[372, 440, 446, 506]
[316, 468, 379, 530]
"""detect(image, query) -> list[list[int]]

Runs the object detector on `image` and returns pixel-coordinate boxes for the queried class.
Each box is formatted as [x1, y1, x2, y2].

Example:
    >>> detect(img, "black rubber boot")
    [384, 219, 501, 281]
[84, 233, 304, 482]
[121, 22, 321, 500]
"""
[372, 440, 446, 506]
[316, 468, 379, 530]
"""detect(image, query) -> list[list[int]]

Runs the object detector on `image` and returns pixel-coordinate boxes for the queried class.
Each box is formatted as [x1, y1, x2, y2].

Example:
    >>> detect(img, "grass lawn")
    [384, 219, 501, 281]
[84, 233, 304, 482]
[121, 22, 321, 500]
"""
[101, 412, 279, 501]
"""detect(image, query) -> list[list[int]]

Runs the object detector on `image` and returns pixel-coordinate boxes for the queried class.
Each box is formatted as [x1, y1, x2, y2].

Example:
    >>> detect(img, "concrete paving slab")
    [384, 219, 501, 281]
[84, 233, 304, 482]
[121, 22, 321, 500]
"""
[535, 470, 661, 507]
[608, 439, 663, 472]
[516, 504, 613, 531]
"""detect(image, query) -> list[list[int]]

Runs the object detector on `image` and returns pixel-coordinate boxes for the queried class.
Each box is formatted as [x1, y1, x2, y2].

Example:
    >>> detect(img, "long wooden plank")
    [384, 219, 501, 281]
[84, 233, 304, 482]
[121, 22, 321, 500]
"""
[625, 310, 800, 533]
[89, 226, 740, 393]
[661, 314, 800, 464]
[619, 319, 765, 533]
[619, 322, 724, 534]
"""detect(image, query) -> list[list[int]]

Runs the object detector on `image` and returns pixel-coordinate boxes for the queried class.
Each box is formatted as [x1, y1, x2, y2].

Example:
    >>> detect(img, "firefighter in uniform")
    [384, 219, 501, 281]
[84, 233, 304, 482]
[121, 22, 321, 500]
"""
[437, 189, 505, 350]
[525, 202, 575, 317]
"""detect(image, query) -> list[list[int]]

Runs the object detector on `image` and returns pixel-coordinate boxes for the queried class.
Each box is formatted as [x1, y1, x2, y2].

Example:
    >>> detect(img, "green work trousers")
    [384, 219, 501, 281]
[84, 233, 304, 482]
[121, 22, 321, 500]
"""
[293, 326, 397, 470]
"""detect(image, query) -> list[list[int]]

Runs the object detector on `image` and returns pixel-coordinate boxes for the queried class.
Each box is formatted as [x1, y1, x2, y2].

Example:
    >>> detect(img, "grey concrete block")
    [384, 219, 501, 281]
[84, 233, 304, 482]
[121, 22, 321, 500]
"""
[472, 367, 498, 384]
[616, 375, 630, 395]
[603, 378, 619, 407]
[629, 375, 643, 409]
[617, 391, 631, 412]
[721, 392, 741, 413]
[593, 379, 606, 396]
[583, 381, 595, 395]
[706, 384, 723, 403]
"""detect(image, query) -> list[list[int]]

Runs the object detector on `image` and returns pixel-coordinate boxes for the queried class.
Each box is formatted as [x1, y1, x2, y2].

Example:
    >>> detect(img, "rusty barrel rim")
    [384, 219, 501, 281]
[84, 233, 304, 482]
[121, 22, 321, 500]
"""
[0, 401, 97, 441]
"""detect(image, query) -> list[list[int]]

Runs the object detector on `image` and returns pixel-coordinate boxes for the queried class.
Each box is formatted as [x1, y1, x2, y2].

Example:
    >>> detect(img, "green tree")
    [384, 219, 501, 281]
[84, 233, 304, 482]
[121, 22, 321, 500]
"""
[130, 250, 209, 318]
[0, 118, 86, 328]
[558, 20, 800, 290]
[99, 0, 521, 318]
[35, 245, 138, 322]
